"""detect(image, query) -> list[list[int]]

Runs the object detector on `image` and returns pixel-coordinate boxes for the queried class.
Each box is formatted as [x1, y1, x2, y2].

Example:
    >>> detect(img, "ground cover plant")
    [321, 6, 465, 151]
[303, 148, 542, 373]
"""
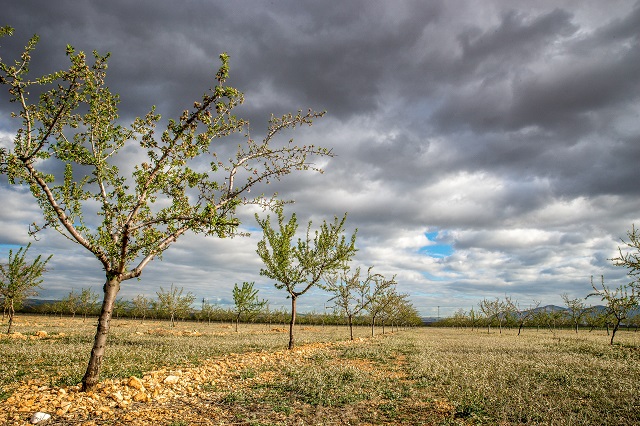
[1, 315, 639, 425]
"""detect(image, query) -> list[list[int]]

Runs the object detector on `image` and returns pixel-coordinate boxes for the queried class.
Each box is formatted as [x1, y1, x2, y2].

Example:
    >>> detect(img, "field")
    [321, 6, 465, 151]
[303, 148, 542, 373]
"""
[1, 315, 639, 425]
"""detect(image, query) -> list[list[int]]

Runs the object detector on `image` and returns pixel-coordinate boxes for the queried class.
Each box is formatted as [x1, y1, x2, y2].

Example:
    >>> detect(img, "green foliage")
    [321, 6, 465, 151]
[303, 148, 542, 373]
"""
[155, 284, 196, 327]
[232, 281, 266, 331]
[0, 27, 331, 388]
[0, 243, 51, 333]
[256, 206, 357, 348]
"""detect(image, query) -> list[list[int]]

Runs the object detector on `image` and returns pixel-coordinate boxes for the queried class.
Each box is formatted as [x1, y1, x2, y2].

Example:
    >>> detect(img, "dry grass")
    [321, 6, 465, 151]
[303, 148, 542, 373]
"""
[1, 315, 639, 425]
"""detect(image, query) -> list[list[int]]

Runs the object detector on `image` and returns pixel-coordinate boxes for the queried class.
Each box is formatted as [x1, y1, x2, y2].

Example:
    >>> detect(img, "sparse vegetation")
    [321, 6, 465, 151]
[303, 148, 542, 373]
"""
[1, 315, 638, 425]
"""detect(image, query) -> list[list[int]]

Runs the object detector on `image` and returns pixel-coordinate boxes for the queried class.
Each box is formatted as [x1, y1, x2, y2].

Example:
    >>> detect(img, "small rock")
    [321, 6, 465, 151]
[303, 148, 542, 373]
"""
[30, 411, 51, 424]
[163, 375, 179, 384]
[110, 391, 123, 402]
[127, 376, 145, 391]
[133, 391, 148, 402]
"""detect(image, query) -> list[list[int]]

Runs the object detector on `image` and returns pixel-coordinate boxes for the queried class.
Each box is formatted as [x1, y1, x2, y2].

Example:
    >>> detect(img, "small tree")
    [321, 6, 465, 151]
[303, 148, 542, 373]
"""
[0, 28, 332, 390]
[256, 207, 357, 349]
[326, 266, 379, 340]
[156, 284, 195, 327]
[232, 281, 267, 332]
[77, 287, 99, 322]
[61, 290, 80, 318]
[588, 275, 638, 345]
[479, 297, 508, 334]
[561, 293, 589, 334]
[367, 275, 398, 337]
[0, 243, 51, 333]
[112, 297, 130, 319]
[131, 295, 152, 322]
[505, 297, 540, 336]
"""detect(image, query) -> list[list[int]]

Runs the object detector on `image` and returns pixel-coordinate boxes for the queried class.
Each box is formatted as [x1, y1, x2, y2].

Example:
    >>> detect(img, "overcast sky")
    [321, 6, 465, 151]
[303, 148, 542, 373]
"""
[1, 1, 639, 317]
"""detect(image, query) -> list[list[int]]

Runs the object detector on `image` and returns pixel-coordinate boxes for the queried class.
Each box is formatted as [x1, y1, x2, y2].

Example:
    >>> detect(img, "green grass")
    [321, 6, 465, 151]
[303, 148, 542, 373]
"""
[1, 315, 639, 425]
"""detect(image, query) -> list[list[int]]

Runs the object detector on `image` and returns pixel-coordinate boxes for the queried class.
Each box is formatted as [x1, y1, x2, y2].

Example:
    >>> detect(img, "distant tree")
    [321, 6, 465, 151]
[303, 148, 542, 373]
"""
[0, 243, 51, 333]
[77, 287, 99, 322]
[156, 284, 196, 327]
[367, 275, 398, 337]
[112, 297, 130, 319]
[197, 299, 216, 324]
[0, 28, 331, 391]
[561, 293, 590, 334]
[256, 207, 357, 349]
[61, 290, 81, 318]
[505, 297, 540, 336]
[588, 275, 638, 345]
[326, 266, 379, 340]
[131, 295, 152, 322]
[479, 297, 508, 334]
[379, 292, 409, 334]
[232, 281, 267, 332]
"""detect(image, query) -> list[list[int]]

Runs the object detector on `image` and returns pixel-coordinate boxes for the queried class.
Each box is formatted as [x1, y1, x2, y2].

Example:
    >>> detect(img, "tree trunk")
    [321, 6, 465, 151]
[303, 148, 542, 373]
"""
[235, 314, 240, 332]
[81, 276, 120, 391]
[288, 295, 297, 350]
[7, 300, 15, 334]
[348, 315, 354, 340]
[610, 320, 621, 345]
[371, 315, 376, 337]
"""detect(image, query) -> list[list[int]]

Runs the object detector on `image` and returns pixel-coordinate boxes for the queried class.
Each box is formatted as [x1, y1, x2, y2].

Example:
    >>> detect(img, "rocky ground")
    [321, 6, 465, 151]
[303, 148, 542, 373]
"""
[1, 334, 457, 425]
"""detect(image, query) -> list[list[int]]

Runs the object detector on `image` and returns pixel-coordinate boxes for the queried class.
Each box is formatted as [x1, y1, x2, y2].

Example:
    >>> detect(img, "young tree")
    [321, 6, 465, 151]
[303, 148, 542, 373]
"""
[588, 275, 638, 345]
[131, 295, 152, 322]
[232, 281, 266, 332]
[561, 293, 589, 334]
[367, 275, 398, 337]
[156, 284, 195, 327]
[0, 243, 51, 333]
[505, 297, 540, 336]
[61, 290, 80, 318]
[112, 297, 130, 319]
[256, 207, 357, 349]
[479, 297, 508, 334]
[326, 266, 378, 340]
[196, 299, 221, 324]
[77, 287, 99, 322]
[0, 28, 332, 390]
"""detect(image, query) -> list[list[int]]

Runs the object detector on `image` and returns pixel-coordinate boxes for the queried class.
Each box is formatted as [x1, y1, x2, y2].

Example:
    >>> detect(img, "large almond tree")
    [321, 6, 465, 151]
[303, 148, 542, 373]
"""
[0, 27, 332, 390]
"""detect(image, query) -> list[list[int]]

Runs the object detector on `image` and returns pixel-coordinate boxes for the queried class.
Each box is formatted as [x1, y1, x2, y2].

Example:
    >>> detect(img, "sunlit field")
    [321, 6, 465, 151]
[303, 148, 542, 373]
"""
[1, 315, 639, 425]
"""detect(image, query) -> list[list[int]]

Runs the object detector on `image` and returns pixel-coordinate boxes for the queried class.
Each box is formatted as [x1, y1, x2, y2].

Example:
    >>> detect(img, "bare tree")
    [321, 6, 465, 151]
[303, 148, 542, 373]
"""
[561, 293, 590, 334]
[611, 224, 640, 290]
[588, 275, 638, 345]
[479, 297, 508, 334]
[326, 266, 378, 340]
[367, 275, 398, 337]
[505, 297, 540, 336]
[0, 28, 332, 390]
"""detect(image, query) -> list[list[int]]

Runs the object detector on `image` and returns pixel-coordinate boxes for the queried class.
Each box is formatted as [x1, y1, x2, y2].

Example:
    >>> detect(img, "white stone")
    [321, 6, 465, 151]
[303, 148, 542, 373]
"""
[163, 375, 180, 384]
[30, 412, 51, 424]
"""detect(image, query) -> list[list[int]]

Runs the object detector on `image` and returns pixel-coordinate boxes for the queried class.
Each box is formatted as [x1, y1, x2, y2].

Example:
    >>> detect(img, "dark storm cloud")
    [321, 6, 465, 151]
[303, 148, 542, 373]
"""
[1, 1, 640, 315]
